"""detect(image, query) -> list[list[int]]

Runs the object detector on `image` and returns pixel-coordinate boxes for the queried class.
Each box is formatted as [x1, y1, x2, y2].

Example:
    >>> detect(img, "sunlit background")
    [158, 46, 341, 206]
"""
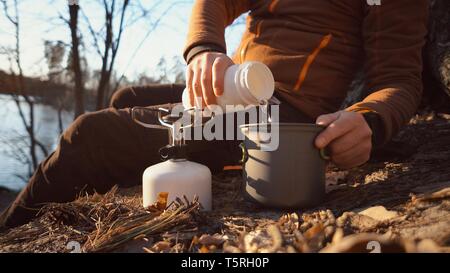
[0, 0, 246, 190]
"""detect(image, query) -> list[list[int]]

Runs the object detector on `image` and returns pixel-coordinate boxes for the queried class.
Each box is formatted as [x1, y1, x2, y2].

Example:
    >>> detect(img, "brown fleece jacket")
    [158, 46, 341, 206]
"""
[183, 0, 429, 144]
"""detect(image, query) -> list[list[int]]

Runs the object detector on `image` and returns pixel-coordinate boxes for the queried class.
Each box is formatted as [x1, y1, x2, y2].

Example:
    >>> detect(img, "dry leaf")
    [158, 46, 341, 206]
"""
[198, 234, 225, 246]
[416, 239, 442, 253]
[357, 206, 399, 221]
[304, 223, 324, 240]
[151, 241, 171, 252]
[332, 228, 344, 244]
[156, 192, 169, 210]
[266, 225, 283, 251]
[199, 245, 210, 253]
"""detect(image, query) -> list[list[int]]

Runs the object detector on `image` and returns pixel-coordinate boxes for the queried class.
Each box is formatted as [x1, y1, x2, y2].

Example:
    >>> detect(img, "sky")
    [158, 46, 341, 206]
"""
[0, 0, 246, 81]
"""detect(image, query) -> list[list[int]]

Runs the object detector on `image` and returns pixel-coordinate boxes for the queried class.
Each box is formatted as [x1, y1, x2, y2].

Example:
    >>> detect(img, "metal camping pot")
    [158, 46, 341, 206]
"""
[240, 123, 329, 209]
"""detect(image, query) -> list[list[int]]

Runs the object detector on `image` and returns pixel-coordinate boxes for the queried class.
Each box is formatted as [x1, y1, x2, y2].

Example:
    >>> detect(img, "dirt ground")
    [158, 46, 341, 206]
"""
[0, 111, 449, 253]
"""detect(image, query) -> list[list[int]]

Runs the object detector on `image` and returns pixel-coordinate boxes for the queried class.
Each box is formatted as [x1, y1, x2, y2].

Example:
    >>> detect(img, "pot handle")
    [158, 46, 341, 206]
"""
[131, 107, 166, 129]
[320, 148, 331, 161]
[239, 142, 249, 164]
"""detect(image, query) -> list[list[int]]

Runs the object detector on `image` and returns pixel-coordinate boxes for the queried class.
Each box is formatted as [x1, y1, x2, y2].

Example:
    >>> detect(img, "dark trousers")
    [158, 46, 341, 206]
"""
[0, 84, 313, 231]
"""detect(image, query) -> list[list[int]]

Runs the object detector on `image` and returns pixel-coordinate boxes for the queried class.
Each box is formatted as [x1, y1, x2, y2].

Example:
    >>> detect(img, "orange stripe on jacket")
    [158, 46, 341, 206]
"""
[255, 20, 263, 38]
[269, 0, 280, 13]
[223, 165, 243, 171]
[294, 34, 333, 92]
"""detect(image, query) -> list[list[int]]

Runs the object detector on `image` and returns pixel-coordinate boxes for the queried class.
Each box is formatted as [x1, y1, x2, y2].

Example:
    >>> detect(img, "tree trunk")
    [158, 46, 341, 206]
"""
[69, 3, 85, 119]
[95, 61, 111, 110]
[422, 0, 450, 112]
[95, 4, 113, 110]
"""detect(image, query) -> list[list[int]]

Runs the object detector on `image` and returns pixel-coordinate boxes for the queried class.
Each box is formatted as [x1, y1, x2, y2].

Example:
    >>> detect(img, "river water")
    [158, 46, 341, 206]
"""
[0, 94, 73, 191]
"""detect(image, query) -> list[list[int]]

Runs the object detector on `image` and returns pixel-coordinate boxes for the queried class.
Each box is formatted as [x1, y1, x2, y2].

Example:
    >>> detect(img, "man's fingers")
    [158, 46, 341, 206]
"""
[329, 127, 372, 155]
[315, 111, 372, 169]
[212, 57, 230, 97]
[201, 57, 216, 106]
[186, 52, 235, 108]
[186, 67, 194, 107]
[192, 62, 205, 109]
[315, 112, 354, 149]
[316, 111, 341, 126]
[331, 141, 371, 169]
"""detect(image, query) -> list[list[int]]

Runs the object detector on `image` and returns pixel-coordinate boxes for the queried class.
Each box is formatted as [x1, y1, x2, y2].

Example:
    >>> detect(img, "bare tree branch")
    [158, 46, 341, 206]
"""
[80, 8, 103, 58]
[0, 0, 17, 26]
[1, 0, 48, 171]
[113, 1, 190, 90]
[68, 3, 85, 118]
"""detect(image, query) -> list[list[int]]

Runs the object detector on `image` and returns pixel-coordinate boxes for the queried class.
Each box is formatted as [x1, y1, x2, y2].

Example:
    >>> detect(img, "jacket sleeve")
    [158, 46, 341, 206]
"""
[346, 0, 429, 144]
[183, 0, 251, 63]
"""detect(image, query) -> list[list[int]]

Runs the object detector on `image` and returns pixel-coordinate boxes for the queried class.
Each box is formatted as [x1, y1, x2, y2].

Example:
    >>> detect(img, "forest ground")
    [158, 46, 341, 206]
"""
[0, 110, 449, 253]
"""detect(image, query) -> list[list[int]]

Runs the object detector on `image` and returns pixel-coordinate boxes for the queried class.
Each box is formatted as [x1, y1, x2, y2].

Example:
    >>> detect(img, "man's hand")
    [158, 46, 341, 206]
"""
[186, 52, 234, 108]
[315, 111, 372, 169]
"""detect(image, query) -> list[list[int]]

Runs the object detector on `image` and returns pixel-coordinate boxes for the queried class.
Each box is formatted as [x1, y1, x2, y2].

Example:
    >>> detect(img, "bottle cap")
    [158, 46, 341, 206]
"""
[241, 62, 275, 103]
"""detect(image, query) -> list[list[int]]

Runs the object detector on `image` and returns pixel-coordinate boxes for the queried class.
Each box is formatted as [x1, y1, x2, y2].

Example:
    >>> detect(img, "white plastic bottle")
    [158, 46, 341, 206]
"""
[142, 154, 212, 210]
[138, 110, 212, 211]
[182, 61, 275, 110]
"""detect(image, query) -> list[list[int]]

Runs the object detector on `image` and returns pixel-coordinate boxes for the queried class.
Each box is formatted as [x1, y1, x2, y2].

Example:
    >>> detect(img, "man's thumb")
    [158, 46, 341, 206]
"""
[316, 111, 341, 126]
